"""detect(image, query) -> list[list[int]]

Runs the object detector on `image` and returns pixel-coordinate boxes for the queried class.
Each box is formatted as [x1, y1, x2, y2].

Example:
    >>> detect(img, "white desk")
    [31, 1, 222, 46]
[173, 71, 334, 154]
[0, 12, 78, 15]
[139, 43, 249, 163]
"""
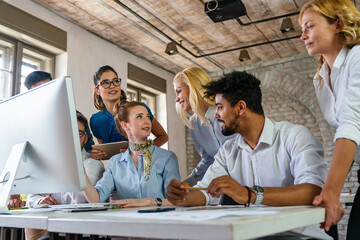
[0, 205, 325, 240]
[340, 193, 355, 206]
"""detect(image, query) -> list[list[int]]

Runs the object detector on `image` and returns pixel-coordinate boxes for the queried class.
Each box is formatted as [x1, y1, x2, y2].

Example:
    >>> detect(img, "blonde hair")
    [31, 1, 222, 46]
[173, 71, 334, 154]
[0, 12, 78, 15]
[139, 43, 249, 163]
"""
[174, 67, 214, 128]
[299, 0, 360, 85]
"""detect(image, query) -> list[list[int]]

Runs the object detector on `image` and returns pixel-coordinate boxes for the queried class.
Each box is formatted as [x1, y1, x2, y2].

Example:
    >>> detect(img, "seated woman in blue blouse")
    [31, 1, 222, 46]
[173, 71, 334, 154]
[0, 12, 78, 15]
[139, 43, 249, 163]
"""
[90, 65, 168, 160]
[83, 100, 180, 207]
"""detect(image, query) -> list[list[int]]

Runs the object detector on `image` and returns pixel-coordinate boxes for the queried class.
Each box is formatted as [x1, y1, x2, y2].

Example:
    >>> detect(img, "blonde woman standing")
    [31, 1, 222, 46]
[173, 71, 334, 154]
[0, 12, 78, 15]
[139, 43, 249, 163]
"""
[300, 0, 360, 237]
[173, 67, 237, 186]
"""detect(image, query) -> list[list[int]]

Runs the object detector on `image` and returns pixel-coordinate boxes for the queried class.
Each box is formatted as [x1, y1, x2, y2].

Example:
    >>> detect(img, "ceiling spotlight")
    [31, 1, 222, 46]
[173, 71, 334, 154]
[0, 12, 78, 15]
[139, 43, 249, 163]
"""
[239, 49, 250, 62]
[165, 42, 179, 55]
[280, 18, 295, 33]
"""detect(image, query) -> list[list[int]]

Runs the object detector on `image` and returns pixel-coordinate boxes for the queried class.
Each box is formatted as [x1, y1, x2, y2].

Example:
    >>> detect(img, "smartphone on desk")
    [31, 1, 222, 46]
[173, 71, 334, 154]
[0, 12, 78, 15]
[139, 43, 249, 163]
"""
[138, 207, 175, 213]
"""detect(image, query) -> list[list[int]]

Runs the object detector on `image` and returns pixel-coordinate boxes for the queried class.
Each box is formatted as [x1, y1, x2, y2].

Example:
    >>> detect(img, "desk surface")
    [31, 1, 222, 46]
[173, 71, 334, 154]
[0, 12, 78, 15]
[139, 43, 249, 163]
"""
[0, 205, 325, 240]
[340, 193, 355, 204]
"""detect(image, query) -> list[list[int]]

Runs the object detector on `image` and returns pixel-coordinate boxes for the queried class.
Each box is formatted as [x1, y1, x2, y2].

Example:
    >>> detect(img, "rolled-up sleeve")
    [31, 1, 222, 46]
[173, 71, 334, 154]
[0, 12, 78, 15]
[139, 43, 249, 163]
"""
[194, 145, 229, 205]
[287, 125, 327, 188]
[94, 159, 116, 202]
[335, 57, 360, 146]
[162, 152, 180, 196]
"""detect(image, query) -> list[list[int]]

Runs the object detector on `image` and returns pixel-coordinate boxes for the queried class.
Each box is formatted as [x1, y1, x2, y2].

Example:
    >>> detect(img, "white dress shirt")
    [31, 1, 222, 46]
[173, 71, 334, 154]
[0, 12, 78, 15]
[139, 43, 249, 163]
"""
[27, 149, 105, 207]
[195, 117, 330, 239]
[196, 117, 327, 204]
[315, 45, 360, 163]
[185, 106, 238, 185]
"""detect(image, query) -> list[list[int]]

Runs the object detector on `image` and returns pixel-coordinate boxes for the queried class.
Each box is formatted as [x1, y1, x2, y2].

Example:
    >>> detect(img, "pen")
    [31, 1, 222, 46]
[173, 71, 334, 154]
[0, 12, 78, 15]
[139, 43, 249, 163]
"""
[8, 207, 29, 210]
[111, 206, 124, 209]
[183, 186, 208, 190]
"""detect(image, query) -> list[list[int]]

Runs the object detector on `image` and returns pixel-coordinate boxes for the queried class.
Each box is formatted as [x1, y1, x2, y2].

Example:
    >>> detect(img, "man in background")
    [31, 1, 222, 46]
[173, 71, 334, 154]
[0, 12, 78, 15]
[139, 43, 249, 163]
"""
[24, 71, 95, 152]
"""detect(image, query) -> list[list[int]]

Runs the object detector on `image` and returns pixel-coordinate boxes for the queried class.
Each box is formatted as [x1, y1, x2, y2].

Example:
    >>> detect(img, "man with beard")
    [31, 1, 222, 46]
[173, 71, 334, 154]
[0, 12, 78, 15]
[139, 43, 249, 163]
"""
[167, 71, 330, 239]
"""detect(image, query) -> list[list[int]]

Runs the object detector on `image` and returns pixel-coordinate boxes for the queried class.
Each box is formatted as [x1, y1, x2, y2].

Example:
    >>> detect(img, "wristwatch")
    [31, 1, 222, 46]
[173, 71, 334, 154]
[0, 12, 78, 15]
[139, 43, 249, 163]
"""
[251, 185, 265, 205]
[155, 197, 162, 206]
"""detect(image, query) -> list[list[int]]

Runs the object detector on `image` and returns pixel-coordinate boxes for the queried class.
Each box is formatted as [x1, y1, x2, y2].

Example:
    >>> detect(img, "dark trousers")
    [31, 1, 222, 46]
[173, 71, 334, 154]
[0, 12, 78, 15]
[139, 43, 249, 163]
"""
[347, 169, 360, 239]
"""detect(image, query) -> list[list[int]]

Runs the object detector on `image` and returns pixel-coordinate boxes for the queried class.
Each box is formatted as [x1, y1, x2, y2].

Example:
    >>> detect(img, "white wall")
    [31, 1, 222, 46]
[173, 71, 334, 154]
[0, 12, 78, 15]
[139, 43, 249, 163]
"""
[5, 0, 187, 179]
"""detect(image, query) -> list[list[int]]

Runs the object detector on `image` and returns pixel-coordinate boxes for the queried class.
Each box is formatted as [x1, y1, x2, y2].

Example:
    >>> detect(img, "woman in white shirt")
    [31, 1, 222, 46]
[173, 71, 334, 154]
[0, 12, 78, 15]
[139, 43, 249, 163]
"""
[299, 0, 360, 237]
[173, 67, 237, 186]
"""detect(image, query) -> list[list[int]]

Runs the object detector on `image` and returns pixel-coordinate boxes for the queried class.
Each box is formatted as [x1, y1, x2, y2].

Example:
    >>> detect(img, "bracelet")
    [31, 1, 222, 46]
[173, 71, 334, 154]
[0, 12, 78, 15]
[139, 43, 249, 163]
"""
[244, 186, 251, 207]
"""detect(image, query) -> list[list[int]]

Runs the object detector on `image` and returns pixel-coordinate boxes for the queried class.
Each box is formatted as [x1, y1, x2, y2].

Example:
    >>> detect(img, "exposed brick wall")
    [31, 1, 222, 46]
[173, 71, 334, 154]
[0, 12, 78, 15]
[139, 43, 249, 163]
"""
[185, 126, 201, 177]
[185, 53, 358, 240]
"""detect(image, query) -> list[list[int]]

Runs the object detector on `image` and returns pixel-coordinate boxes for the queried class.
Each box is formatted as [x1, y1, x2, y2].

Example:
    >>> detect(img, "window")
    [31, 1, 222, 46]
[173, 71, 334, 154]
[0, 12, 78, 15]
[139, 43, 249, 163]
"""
[127, 85, 157, 116]
[0, 37, 15, 100]
[0, 33, 55, 100]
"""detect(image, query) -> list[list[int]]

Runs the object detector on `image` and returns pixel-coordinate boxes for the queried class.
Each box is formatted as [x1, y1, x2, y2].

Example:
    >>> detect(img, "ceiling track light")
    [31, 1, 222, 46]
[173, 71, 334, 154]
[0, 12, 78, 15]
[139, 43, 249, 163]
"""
[114, 0, 300, 58]
[165, 41, 179, 55]
[238, 49, 250, 62]
[280, 18, 295, 33]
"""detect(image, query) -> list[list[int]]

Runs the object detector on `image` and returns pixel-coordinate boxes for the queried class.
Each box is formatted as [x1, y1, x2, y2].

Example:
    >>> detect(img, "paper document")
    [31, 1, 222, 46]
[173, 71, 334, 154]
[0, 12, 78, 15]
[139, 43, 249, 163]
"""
[94, 208, 278, 221]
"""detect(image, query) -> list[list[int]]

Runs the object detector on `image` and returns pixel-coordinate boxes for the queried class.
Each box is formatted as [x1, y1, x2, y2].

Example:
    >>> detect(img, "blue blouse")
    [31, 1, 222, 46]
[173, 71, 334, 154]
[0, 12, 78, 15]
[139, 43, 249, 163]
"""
[90, 102, 154, 143]
[94, 145, 180, 202]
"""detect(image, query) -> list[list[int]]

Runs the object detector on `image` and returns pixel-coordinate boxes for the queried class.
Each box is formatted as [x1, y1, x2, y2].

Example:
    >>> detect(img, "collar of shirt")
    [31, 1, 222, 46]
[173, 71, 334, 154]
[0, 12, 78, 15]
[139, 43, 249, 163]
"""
[117, 145, 155, 162]
[103, 108, 114, 118]
[319, 48, 348, 88]
[332, 47, 348, 70]
[118, 148, 132, 163]
[238, 117, 274, 151]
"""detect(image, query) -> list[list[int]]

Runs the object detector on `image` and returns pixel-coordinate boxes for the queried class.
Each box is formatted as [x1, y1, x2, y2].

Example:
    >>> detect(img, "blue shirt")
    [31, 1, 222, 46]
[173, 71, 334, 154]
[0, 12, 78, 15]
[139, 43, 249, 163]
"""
[187, 106, 238, 185]
[90, 102, 154, 143]
[94, 145, 180, 202]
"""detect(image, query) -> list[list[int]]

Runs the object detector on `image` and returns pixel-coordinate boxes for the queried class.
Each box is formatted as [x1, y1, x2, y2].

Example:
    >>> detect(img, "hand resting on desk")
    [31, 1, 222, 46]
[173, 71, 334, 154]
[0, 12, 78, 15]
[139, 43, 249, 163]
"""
[8, 195, 24, 208]
[38, 195, 58, 205]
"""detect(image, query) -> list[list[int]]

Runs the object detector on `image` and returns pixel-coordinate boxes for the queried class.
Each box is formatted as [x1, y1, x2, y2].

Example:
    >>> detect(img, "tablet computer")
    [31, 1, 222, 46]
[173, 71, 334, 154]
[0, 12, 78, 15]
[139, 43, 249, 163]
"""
[92, 141, 129, 159]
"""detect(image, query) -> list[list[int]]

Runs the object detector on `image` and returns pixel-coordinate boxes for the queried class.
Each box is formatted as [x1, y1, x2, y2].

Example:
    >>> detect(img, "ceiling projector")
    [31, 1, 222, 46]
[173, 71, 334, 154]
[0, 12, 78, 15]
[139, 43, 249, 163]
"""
[205, 0, 247, 23]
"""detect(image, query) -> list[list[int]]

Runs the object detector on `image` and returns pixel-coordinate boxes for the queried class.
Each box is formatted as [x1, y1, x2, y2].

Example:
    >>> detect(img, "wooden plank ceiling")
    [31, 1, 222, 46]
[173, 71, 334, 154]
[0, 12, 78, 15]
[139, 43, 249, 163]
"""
[29, 0, 338, 74]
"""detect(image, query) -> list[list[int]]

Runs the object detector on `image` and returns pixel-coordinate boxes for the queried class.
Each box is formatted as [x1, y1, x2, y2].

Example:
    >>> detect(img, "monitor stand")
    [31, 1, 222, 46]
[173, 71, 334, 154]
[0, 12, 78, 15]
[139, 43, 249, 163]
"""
[0, 142, 28, 214]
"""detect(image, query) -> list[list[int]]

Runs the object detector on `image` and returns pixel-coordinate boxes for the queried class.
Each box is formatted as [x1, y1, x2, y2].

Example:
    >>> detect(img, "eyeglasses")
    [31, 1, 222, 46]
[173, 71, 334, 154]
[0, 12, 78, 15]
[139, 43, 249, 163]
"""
[96, 78, 121, 89]
[79, 130, 87, 138]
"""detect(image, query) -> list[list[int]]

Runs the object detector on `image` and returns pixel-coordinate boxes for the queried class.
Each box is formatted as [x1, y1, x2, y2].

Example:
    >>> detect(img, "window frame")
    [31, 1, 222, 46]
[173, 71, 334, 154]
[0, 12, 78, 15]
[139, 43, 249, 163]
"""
[0, 32, 55, 97]
[127, 84, 157, 117]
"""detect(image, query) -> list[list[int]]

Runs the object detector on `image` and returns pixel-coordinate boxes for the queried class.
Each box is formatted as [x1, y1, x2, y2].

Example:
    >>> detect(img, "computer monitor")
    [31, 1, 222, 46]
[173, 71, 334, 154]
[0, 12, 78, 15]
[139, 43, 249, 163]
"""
[0, 77, 86, 213]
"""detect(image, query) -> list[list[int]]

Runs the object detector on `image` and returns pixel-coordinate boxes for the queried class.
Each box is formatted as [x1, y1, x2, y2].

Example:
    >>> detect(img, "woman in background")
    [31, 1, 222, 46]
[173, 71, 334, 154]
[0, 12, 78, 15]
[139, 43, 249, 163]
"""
[300, 0, 360, 237]
[84, 100, 180, 207]
[173, 67, 237, 186]
[90, 65, 168, 159]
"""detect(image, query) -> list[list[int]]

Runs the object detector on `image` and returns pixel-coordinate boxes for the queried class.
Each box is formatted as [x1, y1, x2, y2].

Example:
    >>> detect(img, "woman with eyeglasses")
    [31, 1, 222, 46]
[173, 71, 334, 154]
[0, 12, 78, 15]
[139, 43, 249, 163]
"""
[90, 65, 168, 160]
[299, 0, 360, 237]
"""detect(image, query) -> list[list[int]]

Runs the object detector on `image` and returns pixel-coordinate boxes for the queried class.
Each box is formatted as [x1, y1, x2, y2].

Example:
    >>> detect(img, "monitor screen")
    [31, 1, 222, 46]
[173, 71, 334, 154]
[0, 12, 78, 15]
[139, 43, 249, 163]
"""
[0, 77, 85, 208]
